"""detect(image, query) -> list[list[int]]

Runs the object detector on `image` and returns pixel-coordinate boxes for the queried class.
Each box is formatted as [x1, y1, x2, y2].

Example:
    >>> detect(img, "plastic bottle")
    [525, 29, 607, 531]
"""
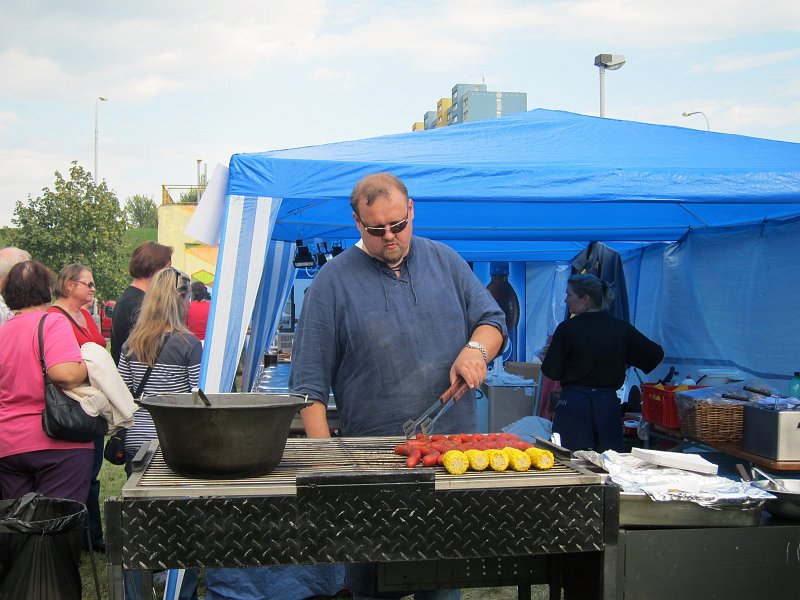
[789, 371, 800, 399]
[486, 262, 520, 362]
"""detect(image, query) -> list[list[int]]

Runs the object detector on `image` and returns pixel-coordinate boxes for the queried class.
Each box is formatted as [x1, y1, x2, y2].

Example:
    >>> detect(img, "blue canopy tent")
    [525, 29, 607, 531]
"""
[198, 109, 800, 393]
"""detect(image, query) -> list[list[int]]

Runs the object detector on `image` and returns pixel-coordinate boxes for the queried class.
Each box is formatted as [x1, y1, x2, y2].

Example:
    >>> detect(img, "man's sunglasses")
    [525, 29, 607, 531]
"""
[359, 208, 410, 237]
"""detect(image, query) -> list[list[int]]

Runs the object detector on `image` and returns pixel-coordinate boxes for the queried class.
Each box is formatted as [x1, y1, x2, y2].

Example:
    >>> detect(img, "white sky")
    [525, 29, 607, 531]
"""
[1, 0, 799, 227]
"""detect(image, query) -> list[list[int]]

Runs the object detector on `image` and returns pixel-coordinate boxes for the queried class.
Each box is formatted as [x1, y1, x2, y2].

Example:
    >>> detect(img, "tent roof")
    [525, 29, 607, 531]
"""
[227, 109, 800, 260]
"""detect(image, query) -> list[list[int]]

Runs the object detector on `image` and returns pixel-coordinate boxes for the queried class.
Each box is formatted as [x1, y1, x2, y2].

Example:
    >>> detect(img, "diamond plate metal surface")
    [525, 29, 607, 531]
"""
[119, 484, 606, 569]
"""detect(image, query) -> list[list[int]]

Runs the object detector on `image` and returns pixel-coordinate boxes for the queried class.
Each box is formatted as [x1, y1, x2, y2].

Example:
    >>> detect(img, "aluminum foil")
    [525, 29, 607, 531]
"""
[575, 450, 775, 508]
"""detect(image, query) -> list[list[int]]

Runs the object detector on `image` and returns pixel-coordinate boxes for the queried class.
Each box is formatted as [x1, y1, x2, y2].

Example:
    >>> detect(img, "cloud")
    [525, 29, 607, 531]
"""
[0, 110, 20, 133]
[2, 1, 799, 104]
[693, 48, 800, 74]
[0, 148, 78, 227]
[0, 48, 75, 99]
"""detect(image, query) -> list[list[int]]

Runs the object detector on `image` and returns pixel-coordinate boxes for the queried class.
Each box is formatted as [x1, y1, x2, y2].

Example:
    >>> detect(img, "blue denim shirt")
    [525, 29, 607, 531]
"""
[290, 236, 506, 437]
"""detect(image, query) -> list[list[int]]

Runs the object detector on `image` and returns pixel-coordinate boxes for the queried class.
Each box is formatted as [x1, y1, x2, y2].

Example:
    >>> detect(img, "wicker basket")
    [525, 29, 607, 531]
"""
[680, 399, 744, 442]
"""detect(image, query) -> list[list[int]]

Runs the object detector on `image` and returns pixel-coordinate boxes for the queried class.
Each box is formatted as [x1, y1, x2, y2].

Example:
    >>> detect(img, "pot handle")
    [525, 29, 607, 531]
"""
[192, 387, 212, 407]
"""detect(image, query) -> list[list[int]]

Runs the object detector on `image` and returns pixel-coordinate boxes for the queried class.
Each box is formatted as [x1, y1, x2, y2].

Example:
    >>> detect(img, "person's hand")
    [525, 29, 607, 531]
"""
[449, 347, 488, 398]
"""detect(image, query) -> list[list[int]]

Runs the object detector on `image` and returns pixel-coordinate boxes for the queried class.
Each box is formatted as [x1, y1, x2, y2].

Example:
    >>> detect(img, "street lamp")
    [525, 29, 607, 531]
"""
[94, 96, 108, 182]
[682, 111, 710, 132]
[594, 54, 626, 118]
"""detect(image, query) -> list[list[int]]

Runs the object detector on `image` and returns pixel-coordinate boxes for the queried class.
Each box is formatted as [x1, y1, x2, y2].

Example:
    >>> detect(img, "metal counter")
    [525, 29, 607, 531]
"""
[106, 437, 618, 598]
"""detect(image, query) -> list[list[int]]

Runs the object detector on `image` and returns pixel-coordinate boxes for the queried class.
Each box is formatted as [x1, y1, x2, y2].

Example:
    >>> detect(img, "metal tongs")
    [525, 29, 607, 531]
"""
[403, 377, 470, 438]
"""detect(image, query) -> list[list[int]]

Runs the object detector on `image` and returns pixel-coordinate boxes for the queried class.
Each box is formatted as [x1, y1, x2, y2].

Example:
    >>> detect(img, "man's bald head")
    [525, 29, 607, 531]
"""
[0, 247, 31, 289]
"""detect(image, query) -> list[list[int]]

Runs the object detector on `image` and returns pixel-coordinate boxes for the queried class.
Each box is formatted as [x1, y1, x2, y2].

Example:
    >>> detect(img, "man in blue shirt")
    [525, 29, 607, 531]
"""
[290, 172, 506, 599]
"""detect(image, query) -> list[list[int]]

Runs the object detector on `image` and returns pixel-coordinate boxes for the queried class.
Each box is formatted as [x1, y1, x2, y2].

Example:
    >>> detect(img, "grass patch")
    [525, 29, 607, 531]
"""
[123, 228, 158, 249]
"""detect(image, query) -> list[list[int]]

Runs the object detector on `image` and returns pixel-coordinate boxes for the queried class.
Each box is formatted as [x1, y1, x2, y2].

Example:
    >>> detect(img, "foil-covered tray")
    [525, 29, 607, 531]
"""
[619, 491, 762, 528]
[573, 458, 763, 528]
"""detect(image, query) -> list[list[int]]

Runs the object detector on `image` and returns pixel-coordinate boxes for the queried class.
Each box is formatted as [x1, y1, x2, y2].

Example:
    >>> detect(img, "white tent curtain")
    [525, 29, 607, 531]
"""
[241, 240, 297, 392]
[636, 216, 800, 385]
[199, 195, 281, 393]
[524, 262, 571, 358]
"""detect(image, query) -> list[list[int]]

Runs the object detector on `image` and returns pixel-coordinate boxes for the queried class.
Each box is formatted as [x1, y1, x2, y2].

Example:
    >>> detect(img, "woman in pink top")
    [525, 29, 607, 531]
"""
[0, 261, 91, 503]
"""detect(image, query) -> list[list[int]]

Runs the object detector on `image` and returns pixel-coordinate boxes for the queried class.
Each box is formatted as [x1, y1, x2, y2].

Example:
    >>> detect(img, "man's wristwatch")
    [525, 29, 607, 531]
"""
[465, 341, 488, 363]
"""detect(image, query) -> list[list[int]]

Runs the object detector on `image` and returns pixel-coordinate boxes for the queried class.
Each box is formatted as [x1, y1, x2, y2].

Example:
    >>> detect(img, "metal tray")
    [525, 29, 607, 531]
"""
[620, 491, 763, 528]
[570, 459, 763, 528]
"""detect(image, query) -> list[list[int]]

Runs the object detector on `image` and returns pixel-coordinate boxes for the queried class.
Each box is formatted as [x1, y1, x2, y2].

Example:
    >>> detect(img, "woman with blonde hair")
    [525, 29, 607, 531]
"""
[118, 268, 200, 466]
[117, 267, 201, 600]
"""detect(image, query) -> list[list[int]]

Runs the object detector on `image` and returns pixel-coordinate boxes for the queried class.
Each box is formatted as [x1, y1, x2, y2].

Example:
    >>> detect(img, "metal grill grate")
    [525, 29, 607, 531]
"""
[124, 436, 600, 498]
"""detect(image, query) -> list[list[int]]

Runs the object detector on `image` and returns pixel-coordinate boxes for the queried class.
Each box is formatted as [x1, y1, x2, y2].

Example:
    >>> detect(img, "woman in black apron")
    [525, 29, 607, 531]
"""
[542, 274, 664, 452]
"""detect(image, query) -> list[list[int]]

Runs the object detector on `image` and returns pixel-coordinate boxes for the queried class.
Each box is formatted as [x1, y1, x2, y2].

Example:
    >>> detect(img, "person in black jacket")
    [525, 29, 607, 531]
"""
[542, 273, 664, 452]
[110, 242, 173, 365]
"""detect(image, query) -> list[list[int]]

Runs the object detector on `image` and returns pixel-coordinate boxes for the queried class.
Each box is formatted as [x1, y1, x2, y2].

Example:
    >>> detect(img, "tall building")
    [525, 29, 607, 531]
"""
[412, 83, 526, 130]
[436, 97, 452, 127]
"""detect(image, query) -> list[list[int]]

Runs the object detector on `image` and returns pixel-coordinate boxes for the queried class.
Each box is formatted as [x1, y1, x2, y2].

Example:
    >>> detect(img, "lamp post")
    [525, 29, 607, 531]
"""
[94, 96, 108, 182]
[682, 111, 710, 132]
[594, 54, 626, 117]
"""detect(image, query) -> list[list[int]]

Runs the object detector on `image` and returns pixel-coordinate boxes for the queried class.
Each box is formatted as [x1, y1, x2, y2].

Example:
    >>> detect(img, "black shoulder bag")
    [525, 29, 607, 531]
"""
[39, 314, 108, 443]
[103, 333, 170, 465]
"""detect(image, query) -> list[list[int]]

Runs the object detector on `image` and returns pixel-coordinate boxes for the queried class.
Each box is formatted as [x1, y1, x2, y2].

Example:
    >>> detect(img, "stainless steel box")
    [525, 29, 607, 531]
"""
[742, 404, 800, 461]
[479, 383, 537, 432]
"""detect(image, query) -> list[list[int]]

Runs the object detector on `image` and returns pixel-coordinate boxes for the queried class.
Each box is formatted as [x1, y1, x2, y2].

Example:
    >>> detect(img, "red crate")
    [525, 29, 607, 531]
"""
[641, 383, 705, 429]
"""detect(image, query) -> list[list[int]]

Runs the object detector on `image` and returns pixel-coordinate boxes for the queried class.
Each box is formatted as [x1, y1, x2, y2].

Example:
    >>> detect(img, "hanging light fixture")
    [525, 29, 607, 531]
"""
[315, 242, 331, 267]
[293, 239, 315, 268]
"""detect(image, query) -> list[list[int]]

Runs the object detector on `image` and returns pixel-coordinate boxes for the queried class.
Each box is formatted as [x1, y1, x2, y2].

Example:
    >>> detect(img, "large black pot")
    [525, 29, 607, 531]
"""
[139, 393, 313, 479]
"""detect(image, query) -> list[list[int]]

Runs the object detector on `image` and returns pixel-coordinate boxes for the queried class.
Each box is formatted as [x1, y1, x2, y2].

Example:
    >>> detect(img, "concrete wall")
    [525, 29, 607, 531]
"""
[157, 203, 217, 285]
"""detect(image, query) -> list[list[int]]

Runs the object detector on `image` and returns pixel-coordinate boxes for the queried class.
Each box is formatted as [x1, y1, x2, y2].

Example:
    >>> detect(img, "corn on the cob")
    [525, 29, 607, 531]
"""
[502, 447, 531, 472]
[485, 449, 509, 472]
[524, 447, 555, 470]
[464, 449, 489, 471]
[442, 450, 469, 475]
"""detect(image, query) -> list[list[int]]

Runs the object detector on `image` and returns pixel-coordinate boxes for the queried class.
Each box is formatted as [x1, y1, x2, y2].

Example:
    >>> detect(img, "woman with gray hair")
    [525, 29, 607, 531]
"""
[542, 273, 664, 452]
[49, 263, 106, 347]
[49, 263, 108, 553]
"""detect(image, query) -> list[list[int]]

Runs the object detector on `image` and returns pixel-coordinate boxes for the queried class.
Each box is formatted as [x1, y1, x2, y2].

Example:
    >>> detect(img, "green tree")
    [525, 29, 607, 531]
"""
[178, 188, 201, 203]
[7, 161, 129, 301]
[124, 194, 158, 228]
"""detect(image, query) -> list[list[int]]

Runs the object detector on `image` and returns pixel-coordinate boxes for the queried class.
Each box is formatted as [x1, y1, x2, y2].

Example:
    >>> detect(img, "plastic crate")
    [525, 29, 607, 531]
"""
[641, 383, 705, 429]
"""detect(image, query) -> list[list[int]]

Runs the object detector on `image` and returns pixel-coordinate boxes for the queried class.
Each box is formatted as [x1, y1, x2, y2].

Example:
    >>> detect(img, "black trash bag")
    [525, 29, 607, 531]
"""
[0, 492, 87, 600]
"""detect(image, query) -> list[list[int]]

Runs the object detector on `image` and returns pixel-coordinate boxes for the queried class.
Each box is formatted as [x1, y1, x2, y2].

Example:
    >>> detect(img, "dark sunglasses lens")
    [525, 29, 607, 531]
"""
[390, 220, 408, 234]
[364, 218, 407, 237]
